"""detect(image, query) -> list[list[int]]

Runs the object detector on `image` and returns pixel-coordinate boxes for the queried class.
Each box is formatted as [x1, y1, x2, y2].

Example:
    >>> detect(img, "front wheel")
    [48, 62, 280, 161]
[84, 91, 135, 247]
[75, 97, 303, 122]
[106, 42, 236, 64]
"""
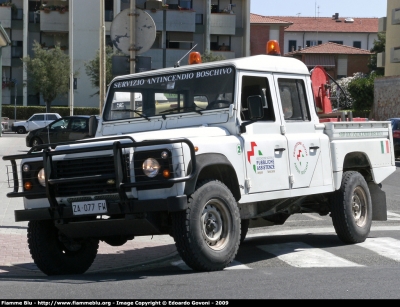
[330, 171, 372, 244]
[31, 137, 43, 147]
[16, 126, 26, 134]
[172, 180, 240, 271]
[27, 220, 99, 275]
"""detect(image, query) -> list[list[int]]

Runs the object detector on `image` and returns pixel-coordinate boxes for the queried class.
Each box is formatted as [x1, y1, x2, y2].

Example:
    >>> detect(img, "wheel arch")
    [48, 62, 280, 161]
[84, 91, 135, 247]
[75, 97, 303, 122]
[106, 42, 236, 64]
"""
[341, 152, 387, 221]
[342, 151, 372, 181]
[185, 153, 241, 201]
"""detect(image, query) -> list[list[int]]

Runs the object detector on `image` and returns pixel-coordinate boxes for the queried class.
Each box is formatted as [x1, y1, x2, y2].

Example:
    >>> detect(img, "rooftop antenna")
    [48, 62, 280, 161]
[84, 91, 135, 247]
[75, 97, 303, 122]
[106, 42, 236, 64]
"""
[174, 44, 198, 68]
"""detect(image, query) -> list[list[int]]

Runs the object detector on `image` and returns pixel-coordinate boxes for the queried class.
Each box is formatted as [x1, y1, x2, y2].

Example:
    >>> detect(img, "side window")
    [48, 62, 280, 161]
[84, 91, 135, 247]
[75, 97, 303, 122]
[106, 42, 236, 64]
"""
[278, 78, 310, 121]
[51, 119, 69, 130]
[241, 76, 275, 122]
[47, 115, 58, 121]
[30, 115, 44, 121]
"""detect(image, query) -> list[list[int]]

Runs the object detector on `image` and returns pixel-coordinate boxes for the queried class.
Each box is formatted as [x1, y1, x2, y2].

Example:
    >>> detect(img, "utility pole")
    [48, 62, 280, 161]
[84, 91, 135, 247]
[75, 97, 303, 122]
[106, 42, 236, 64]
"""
[69, 0, 74, 115]
[205, 0, 210, 54]
[99, 0, 106, 114]
[129, 0, 136, 111]
[130, 0, 136, 74]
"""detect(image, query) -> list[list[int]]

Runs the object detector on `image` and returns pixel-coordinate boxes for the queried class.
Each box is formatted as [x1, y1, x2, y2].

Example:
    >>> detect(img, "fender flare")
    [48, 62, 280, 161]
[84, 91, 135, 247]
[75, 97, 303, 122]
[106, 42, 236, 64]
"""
[184, 153, 238, 197]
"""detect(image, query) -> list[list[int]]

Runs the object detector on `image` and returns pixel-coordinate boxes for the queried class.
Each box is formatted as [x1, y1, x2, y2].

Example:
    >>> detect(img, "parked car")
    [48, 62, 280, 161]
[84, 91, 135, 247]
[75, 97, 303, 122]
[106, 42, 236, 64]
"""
[388, 118, 400, 158]
[26, 115, 99, 147]
[12, 113, 61, 134]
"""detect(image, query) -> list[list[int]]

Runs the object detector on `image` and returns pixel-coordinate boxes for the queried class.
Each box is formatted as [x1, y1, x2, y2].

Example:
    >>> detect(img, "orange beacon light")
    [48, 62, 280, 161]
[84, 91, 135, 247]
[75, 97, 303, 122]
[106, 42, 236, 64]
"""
[189, 52, 202, 64]
[266, 40, 281, 56]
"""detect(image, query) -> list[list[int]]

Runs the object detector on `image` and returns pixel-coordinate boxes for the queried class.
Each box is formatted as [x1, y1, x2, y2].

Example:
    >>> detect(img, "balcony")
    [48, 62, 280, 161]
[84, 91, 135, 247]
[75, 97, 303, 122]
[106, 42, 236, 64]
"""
[0, 6, 12, 28]
[210, 13, 236, 35]
[40, 10, 69, 32]
[145, 9, 195, 32]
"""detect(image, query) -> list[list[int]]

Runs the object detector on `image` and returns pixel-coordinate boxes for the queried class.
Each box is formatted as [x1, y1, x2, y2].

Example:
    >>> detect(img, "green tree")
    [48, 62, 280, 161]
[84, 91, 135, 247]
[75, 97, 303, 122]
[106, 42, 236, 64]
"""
[22, 41, 71, 112]
[201, 51, 225, 63]
[347, 72, 377, 114]
[368, 32, 385, 75]
[84, 45, 115, 97]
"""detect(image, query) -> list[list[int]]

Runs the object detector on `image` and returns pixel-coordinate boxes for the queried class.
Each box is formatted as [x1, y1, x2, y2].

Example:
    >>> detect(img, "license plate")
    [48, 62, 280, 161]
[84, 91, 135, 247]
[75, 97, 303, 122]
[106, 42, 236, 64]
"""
[72, 200, 107, 216]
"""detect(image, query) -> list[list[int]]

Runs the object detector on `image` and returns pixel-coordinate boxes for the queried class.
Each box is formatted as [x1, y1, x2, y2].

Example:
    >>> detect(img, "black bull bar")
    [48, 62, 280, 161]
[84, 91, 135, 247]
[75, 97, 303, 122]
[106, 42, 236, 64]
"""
[3, 136, 196, 220]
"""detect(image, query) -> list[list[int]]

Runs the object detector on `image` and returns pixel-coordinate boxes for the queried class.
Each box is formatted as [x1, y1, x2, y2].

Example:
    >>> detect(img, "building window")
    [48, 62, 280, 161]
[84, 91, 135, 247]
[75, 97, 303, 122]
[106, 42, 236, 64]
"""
[195, 14, 203, 25]
[151, 32, 162, 49]
[353, 41, 361, 48]
[12, 8, 23, 20]
[179, 0, 192, 9]
[11, 41, 23, 58]
[288, 40, 297, 52]
[329, 41, 343, 45]
[105, 0, 113, 21]
[306, 40, 322, 47]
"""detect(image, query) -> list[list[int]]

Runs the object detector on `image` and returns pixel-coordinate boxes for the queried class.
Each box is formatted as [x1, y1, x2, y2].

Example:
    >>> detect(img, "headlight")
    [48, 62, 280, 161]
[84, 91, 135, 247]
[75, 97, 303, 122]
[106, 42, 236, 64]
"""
[38, 168, 46, 186]
[142, 158, 160, 178]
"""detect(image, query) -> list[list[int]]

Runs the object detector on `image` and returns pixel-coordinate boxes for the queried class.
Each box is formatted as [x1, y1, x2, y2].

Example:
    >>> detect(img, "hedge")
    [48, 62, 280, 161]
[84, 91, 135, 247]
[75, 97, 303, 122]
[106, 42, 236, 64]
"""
[1, 106, 101, 120]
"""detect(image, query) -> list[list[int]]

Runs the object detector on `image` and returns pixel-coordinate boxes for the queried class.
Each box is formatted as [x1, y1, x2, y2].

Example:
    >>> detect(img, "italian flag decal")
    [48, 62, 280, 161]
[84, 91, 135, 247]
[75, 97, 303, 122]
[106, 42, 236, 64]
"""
[381, 140, 390, 154]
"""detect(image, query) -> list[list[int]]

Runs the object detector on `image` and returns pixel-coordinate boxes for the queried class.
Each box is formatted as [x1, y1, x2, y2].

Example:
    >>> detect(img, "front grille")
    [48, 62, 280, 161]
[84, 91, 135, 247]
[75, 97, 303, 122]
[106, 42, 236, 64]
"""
[54, 155, 130, 197]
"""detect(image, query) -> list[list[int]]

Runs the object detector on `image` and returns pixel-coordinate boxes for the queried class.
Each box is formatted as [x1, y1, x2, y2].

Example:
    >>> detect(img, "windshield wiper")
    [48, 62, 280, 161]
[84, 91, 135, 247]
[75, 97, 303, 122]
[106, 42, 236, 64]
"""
[112, 109, 150, 121]
[159, 106, 204, 115]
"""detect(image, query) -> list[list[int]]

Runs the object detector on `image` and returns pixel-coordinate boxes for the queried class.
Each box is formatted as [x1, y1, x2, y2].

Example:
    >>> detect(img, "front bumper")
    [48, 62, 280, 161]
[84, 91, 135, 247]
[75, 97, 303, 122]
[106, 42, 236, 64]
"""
[15, 195, 188, 222]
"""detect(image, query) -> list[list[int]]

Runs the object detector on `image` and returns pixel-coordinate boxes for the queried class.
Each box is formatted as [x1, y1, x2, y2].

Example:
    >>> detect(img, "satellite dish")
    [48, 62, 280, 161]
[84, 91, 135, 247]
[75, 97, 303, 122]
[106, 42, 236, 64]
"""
[110, 8, 156, 56]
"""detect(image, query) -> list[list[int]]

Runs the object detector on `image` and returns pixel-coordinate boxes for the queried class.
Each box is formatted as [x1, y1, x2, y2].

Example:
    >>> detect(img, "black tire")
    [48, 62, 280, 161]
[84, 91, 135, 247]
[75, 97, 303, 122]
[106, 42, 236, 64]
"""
[330, 171, 372, 244]
[16, 126, 26, 134]
[27, 220, 99, 276]
[240, 219, 250, 244]
[172, 180, 240, 271]
[31, 137, 43, 147]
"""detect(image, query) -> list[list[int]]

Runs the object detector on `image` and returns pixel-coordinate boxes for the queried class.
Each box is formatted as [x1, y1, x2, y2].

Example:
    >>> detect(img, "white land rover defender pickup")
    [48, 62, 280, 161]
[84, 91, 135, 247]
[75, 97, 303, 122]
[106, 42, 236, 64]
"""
[3, 43, 396, 276]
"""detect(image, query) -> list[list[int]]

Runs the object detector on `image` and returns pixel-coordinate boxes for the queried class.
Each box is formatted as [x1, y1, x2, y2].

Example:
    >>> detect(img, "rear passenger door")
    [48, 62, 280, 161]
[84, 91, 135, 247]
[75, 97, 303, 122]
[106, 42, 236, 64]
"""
[273, 74, 324, 189]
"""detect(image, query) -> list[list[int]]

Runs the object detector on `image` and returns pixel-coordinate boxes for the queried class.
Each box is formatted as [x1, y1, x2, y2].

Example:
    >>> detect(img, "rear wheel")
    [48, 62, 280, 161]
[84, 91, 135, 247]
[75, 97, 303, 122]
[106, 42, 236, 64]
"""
[16, 126, 26, 134]
[172, 180, 240, 271]
[27, 220, 99, 275]
[330, 171, 372, 244]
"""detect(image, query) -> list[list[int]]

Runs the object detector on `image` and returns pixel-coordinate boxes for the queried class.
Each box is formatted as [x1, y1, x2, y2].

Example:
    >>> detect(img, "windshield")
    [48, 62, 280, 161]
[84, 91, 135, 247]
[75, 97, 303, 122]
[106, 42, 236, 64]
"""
[104, 66, 235, 121]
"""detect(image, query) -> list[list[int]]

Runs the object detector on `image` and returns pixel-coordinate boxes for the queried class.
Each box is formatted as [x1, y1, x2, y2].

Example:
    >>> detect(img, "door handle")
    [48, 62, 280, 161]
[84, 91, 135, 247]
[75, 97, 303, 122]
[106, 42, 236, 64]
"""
[274, 148, 286, 152]
[309, 146, 320, 150]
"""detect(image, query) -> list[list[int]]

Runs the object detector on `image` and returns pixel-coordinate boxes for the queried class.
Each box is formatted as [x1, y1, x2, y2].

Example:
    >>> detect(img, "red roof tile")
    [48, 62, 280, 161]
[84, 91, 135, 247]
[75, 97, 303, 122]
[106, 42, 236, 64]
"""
[285, 42, 373, 56]
[250, 13, 293, 25]
[251, 15, 378, 33]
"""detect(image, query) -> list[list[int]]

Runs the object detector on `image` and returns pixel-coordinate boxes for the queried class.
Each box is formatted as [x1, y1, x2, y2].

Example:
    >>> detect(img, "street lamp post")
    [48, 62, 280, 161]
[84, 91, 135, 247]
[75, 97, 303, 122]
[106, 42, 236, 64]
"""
[0, 24, 11, 137]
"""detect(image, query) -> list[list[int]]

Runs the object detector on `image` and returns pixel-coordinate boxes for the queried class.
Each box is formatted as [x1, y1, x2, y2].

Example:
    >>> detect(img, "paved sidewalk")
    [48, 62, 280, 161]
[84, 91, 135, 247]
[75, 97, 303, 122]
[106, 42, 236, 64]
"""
[0, 132, 177, 276]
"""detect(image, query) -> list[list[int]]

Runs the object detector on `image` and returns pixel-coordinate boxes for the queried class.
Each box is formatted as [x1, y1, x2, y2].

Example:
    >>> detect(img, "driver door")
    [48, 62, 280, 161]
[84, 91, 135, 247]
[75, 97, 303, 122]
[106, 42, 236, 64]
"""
[240, 73, 291, 193]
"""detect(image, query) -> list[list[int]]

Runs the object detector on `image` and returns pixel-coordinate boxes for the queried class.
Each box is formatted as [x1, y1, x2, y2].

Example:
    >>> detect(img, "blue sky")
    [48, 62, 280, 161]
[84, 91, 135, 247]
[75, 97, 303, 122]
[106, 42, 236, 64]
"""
[250, 0, 387, 18]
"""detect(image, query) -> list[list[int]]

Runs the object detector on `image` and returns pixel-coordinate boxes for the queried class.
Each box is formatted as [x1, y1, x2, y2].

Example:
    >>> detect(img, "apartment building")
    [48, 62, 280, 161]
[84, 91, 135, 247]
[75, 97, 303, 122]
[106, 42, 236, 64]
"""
[372, 0, 400, 121]
[377, 0, 400, 76]
[250, 13, 378, 55]
[0, 0, 250, 109]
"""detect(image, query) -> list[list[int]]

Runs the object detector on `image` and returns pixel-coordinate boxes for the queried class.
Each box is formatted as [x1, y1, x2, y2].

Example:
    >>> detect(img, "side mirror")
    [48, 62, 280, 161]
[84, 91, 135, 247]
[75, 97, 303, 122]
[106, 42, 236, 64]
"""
[247, 95, 263, 120]
[88, 115, 98, 137]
